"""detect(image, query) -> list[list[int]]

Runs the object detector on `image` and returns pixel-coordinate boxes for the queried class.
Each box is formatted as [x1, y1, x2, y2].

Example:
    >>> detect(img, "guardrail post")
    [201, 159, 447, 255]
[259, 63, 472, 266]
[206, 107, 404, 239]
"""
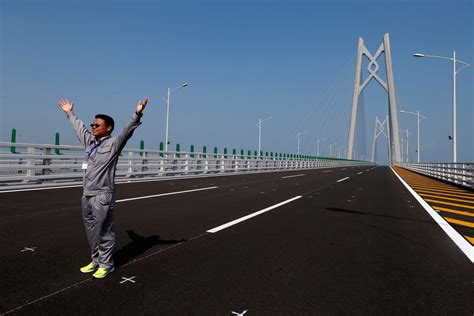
[140, 140, 145, 156]
[42, 148, 52, 175]
[25, 146, 36, 179]
[159, 142, 164, 157]
[247, 150, 251, 172]
[10, 128, 17, 154]
[184, 152, 189, 174]
[232, 149, 237, 171]
[158, 142, 165, 175]
[127, 151, 134, 177]
[174, 144, 180, 173]
[141, 150, 148, 174]
[55, 132, 61, 155]
[254, 150, 258, 171]
[222, 148, 227, 172]
[203, 146, 208, 173]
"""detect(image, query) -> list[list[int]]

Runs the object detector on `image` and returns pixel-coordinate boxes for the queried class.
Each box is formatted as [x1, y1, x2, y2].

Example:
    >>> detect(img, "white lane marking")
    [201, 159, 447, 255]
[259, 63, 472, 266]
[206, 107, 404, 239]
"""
[337, 177, 349, 182]
[390, 166, 474, 263]
[323, 170, 333, 173]
[281, 174, 306, 179]
[207, 196, 302, 233]
[357, 172, 363, 175]
[0, 184, 83, 193]
[116, 186, 218, 203]
[20, 247, 37, 252]
[120, 276, 136, 284]
[232, 310, 248, 316]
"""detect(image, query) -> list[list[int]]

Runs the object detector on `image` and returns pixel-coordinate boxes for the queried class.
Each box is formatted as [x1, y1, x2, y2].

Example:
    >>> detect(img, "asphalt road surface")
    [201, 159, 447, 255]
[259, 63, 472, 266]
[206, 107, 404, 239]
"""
[1, 166, 472, 315]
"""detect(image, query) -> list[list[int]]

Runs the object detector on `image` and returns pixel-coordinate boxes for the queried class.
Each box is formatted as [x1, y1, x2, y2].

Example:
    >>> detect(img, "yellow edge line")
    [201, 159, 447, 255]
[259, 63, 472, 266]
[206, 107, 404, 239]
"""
[418, 193, 474, 204]
[424, 198, 474, 210]
[444, 217, 474, 228]
[434, 206, 474, 217]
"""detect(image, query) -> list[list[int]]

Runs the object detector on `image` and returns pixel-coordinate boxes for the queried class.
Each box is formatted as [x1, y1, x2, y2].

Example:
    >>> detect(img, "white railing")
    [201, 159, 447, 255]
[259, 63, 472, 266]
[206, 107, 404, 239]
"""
[398, 162, 474, 189]
[0, 142, 374, 190]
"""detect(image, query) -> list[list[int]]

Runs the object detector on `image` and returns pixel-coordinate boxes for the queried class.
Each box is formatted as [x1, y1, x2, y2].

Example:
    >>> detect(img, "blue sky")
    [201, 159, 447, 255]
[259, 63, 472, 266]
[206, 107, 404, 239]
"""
[1, 0, 472, 163]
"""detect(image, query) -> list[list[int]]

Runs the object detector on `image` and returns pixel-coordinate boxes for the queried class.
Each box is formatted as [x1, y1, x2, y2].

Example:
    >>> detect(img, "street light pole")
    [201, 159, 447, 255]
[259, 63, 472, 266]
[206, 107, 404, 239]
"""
[164, 83, 188, 152]
[329, 142, 336, 157]
[257, 116, 272, 157]
[296, 131, 308, 155]
[414, 52, 471, 162]
[317, 138, 326, 157]
[397, 128, 410, 163]
[400, 109, 426, 163]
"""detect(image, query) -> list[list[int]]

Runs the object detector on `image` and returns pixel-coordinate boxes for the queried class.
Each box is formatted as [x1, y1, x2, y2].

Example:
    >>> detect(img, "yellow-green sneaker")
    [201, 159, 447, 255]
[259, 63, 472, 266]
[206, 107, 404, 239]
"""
[92, 267, 115, 279]
[80, 262, 98, 273]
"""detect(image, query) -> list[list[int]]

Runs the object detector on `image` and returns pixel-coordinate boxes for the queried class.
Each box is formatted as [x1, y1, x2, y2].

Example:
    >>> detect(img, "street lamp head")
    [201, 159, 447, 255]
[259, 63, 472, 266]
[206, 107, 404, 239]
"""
[413, 53, 425, 58]
[181, 83, 189, 88]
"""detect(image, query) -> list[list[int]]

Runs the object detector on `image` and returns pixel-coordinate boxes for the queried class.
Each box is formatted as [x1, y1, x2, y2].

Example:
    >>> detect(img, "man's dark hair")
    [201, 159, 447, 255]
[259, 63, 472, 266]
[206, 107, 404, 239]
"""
[95, 114, 115, 132]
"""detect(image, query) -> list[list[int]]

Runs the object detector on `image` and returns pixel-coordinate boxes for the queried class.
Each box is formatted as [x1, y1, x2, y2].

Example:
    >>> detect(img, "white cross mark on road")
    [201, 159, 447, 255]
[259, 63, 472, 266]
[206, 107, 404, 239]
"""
[231, 310, 248, 316]
[120, 276, 136, 284]
[20, 247, 37, 252]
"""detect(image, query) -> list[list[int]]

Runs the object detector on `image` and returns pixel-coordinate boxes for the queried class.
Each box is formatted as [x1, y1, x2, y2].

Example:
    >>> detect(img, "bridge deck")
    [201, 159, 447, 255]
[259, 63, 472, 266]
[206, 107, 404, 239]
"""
[1, 166, 472, 314]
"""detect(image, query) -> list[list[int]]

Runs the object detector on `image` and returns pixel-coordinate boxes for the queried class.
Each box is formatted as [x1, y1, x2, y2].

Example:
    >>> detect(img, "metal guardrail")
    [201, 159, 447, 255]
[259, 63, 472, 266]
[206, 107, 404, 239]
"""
[0, 142, 374, 190]
[398, 163, 474, 190]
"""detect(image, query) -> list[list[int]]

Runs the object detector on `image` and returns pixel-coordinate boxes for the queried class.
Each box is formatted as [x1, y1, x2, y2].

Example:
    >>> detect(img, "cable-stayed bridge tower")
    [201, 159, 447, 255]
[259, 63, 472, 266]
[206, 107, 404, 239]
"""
[347, 33, 401, 163]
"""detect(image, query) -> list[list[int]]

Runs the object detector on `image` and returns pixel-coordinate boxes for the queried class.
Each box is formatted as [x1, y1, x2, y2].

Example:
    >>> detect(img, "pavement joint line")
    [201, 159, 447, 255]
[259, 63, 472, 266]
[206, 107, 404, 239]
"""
[206, 196, 302, 233]
[281, 174, 306, 179]
[116, 186, 218, 203]
[3, 278, 92, 315]
[390, 166, 474, 263]
[121, 233, 207, 268]
[337, 177, 350, 183]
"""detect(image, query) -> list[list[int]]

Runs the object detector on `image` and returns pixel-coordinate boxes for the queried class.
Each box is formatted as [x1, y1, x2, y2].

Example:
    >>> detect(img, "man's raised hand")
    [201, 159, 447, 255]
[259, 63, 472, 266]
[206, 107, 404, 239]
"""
[136, 98, 149, 114]
[58, 99, 74, 113]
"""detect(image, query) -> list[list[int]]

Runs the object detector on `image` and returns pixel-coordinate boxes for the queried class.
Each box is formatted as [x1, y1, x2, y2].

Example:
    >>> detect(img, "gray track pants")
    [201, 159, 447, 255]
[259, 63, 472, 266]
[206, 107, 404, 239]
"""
[81, 193, 116, 269]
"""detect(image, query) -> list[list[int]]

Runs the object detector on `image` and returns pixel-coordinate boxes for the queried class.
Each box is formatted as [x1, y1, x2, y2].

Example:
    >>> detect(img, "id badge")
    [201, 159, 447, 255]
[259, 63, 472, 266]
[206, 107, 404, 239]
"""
[82, 162, 88, 170]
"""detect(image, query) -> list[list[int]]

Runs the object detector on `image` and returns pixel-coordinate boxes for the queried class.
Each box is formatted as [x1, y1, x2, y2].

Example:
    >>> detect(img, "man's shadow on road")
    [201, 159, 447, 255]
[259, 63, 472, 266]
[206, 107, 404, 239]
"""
[114, 230, 187, 268]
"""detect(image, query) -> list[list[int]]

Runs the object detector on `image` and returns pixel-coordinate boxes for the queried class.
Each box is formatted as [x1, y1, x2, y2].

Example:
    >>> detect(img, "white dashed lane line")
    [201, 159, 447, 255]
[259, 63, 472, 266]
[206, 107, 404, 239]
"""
[207, 196, 302, 233]
[281, 174, 306, 179]
[116, 186, 218, 203]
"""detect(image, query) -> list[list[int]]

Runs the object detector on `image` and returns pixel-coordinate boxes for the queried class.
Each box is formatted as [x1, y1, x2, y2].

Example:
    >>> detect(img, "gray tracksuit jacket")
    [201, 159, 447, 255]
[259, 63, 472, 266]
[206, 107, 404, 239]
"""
[67, 111, 142, 196]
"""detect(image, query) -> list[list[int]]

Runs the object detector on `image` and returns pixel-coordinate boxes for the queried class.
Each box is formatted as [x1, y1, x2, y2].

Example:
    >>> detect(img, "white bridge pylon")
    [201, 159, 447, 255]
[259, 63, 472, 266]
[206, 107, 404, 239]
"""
[371, 116, 390, 163]
[347, 33, 401, 163]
